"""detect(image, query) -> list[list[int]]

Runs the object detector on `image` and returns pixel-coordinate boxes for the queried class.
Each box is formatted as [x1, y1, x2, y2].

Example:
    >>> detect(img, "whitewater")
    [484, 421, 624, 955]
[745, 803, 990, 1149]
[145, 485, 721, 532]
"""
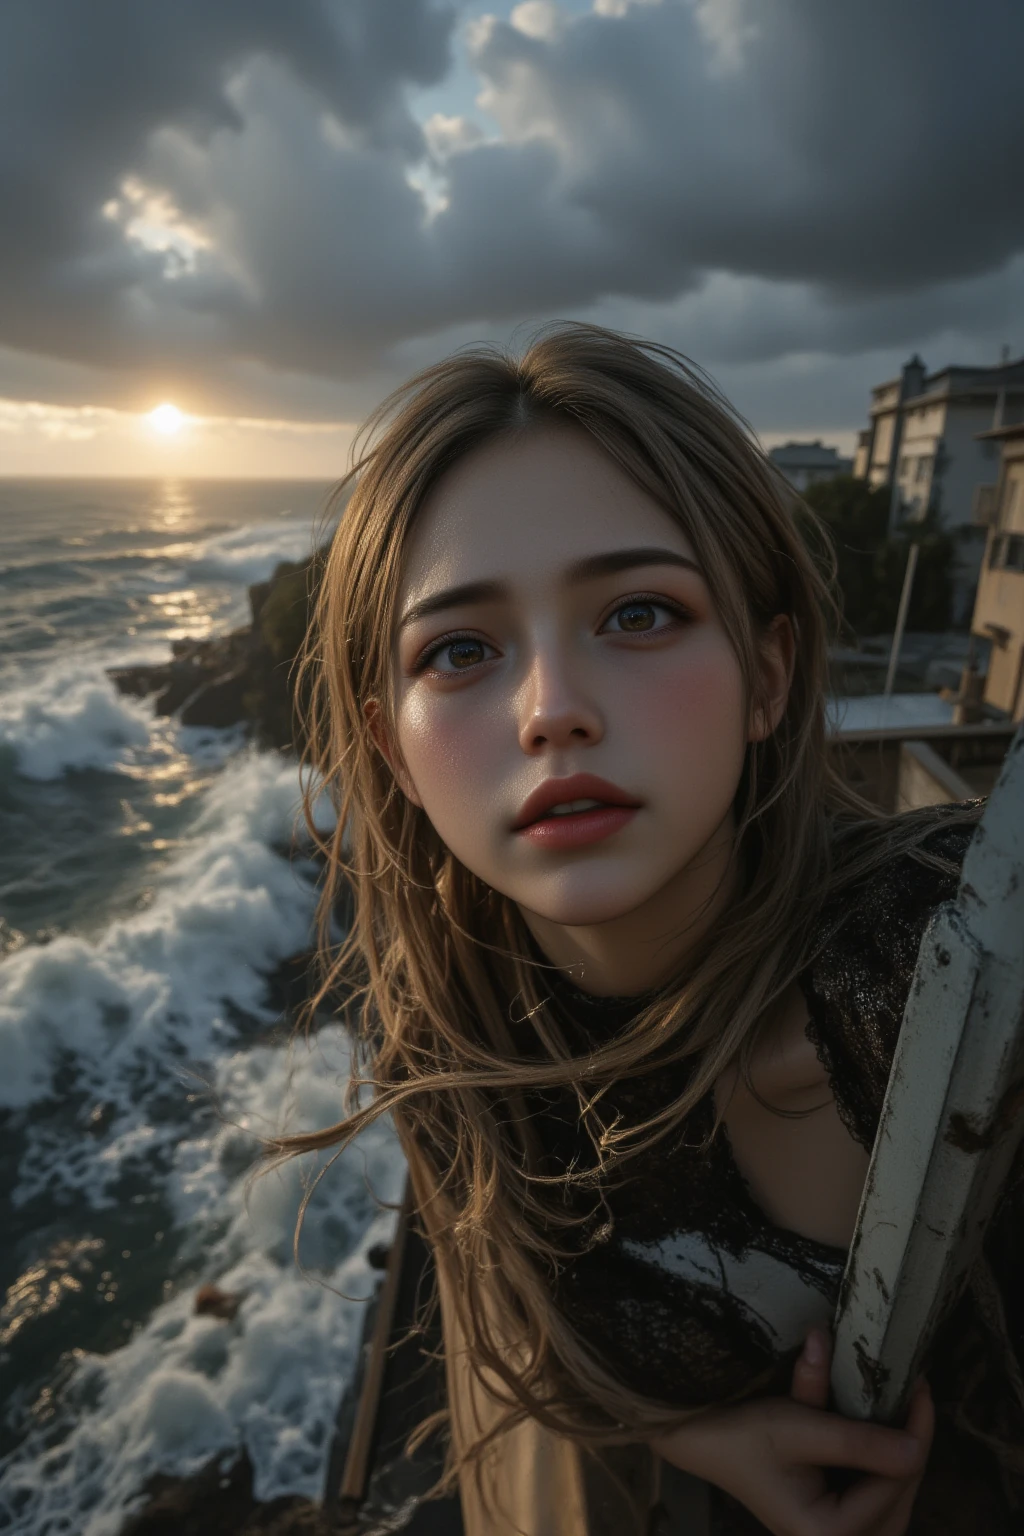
[0, 480, 406, 1535]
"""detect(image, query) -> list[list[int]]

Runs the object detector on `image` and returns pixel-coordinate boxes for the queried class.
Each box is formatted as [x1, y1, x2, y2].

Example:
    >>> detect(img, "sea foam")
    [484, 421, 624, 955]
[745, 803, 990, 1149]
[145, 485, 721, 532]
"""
[0, 746, 405, 1534]
[1, 1025, 403, 1535]
[186, 519, 322, 587]
[0, 657, 155, 781]
[0, 749, 315, 1124]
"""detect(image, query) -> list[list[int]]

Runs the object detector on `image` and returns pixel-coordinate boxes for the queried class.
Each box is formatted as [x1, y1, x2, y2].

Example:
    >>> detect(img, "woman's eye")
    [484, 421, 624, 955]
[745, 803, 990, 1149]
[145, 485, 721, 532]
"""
[419, 635, 495, 673]
[603, 599, 683, 635]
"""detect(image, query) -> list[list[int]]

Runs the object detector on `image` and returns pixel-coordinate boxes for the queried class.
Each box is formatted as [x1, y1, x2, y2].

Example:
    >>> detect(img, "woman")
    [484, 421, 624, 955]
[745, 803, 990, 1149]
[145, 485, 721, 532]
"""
[281, 323, 1022, 1533]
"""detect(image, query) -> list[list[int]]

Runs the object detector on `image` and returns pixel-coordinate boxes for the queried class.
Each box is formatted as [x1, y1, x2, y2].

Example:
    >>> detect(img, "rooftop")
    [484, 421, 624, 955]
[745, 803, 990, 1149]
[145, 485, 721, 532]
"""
[768, 440, 851, 466]
[870, 356, 1024, 413]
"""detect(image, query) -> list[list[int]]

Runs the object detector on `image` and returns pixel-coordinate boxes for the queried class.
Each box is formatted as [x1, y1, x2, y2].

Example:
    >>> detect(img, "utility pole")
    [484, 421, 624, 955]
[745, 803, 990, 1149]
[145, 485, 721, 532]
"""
[884, 542, 919, 698]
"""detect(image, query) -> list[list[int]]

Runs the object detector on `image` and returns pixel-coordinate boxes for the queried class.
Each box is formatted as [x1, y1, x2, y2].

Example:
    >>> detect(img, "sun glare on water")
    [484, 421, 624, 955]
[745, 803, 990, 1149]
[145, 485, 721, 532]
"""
[148, 402, 185, 435]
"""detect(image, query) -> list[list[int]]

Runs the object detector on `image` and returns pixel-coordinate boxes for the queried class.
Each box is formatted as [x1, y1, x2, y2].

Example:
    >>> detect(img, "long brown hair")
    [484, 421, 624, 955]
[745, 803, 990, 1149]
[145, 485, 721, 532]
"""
[280, 322, 979, 1459]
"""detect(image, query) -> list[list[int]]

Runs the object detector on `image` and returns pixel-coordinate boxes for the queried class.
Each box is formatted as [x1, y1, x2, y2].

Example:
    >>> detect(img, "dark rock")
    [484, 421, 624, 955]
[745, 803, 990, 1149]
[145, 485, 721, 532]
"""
[194, 1283, 244, 1321]
[366, 1242, 391, 1272]
[107, 664, 172, 699]
[180, 669, 250, 729]
[154, 664, 206, 717]
[249, 578, 272, 628]
[107, 549, 326, 753]
[257, 563, 314, 663]
[117, 1449, 343, 1536]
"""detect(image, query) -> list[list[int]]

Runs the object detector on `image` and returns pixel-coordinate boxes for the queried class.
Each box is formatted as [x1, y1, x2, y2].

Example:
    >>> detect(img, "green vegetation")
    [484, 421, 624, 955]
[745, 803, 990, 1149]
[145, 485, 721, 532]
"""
[796, 476, 954, 637]
[258, 557, 321, 662]
[243, 550, 326, 748]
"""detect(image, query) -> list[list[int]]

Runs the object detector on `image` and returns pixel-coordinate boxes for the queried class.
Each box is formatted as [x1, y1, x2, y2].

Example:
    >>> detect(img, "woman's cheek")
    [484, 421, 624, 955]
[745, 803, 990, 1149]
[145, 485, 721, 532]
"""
[397, 693, 503, 824]
[619, 644, 745, 746]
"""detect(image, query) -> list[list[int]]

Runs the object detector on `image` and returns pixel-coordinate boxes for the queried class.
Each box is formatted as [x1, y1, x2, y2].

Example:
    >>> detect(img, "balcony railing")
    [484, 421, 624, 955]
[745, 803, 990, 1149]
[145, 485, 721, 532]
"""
[973, 483, 998, 525]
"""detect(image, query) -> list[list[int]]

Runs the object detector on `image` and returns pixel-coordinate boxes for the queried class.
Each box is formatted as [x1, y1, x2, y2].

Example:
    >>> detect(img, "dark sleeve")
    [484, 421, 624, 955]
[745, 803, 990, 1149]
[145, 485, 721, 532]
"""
[797, 810, 979, 1151]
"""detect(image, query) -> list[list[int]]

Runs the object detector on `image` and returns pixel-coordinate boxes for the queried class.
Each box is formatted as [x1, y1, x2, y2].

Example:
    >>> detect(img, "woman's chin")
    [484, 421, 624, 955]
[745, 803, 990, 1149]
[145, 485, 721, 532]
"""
[515, 883, 651, 931]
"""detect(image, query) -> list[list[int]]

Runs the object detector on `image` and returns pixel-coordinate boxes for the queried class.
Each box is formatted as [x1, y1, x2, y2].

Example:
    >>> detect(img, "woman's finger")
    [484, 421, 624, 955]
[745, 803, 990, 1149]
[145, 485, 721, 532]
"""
[765, 1400, 927, 1478]
[808, 1382, 935, 1536]
[790, 1326, 832, 1410]
[901, 1377, 935, 1461]
[815, 1468, 918, 1536]
[828, 1401, 933, 1536]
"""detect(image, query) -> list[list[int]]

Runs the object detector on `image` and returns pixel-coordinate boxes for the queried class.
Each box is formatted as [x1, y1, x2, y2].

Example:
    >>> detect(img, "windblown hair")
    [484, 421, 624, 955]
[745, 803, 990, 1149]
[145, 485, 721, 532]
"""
[279, 323, 980, 1464]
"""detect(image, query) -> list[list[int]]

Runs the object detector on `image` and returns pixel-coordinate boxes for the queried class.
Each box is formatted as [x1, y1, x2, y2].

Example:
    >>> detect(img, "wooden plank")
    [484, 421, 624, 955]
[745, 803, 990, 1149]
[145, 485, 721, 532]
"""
[832, 721, 1024, 1423]
[323, 1196, 464, 1534]
[335, 1191, 411, 1509]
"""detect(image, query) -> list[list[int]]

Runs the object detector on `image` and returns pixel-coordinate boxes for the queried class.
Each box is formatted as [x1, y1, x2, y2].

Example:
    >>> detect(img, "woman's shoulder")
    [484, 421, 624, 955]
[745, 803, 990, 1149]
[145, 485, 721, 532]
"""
[796, 799, 984, 1149]
[815, 797, 983, 961]
[826, 797, 981, 919]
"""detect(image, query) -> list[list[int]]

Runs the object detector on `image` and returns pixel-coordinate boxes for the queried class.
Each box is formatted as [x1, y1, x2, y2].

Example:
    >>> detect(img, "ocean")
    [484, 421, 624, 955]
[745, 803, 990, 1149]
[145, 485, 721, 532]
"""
[0, 480, 406, 1535]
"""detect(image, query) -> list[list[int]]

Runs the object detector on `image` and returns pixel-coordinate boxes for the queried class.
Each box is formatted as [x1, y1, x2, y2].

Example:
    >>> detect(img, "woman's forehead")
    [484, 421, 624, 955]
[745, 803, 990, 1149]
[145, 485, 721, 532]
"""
[397, 426, 699, 602]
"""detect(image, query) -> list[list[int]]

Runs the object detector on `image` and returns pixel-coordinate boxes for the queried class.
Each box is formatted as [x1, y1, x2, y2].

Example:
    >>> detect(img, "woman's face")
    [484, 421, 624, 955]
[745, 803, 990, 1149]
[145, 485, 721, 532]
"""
[389, 426, 785, 936]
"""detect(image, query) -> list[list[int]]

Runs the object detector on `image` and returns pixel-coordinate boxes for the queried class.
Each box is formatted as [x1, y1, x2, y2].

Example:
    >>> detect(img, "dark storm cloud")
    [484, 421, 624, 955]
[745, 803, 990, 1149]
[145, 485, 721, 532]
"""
[0, 0, 1022, 407]
[463, 0, 1024, 296]
[0, 0, 457, 364]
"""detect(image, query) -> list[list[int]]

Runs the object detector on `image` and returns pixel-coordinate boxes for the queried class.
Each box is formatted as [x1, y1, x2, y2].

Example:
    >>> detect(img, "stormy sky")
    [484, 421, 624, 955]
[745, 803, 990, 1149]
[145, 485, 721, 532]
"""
[1, 0, 1022, 474]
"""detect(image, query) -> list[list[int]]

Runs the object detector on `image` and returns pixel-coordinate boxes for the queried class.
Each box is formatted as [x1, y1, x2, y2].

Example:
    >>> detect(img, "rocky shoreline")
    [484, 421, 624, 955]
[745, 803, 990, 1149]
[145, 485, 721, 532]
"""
[118, 1450, 345, 1536]
[109, 550, 325, 751]
[107, 568, 354, 1536]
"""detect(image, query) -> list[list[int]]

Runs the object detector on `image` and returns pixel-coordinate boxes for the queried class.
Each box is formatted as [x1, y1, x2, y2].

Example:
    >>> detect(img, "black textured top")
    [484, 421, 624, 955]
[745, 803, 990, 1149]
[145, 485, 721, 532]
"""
[530, 804, 1024, 1531]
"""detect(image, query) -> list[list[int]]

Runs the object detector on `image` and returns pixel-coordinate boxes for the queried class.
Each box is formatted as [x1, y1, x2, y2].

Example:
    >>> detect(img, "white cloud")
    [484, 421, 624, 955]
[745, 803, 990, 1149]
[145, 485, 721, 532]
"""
[423, 111, 486, 158]
[102, 175, 214, 277]
[510, 1, 565, 40]
[688, 0, 759, 75]
[592, 0, 662, 16]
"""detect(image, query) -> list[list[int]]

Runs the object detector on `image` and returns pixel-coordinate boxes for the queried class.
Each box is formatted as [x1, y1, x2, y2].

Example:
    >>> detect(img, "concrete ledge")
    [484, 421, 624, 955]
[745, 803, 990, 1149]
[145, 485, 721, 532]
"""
[897, 740, 977, 811]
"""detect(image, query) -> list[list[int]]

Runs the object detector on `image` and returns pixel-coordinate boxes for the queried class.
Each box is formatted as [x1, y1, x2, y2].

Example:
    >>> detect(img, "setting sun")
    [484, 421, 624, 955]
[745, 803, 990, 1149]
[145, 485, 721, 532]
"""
[148, 402, 184, 435]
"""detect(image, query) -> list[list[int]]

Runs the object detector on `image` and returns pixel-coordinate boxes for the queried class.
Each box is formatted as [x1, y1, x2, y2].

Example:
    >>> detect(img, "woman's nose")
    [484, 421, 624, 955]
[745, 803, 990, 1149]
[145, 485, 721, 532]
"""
[517, 651, 604, 754]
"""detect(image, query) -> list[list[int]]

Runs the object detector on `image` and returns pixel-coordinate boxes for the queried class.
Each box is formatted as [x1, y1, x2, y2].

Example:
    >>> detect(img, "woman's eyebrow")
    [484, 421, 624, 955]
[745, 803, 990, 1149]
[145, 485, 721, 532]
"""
[399, 579, 504, 630]
[563, 546, 704, 584]
[398, 547, 703, 631]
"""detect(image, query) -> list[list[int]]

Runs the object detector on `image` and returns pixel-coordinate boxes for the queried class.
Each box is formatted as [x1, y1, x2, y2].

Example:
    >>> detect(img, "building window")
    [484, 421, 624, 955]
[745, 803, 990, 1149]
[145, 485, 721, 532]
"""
[898, 454, 912, 479]
[991, 533, 1024, 571]
[1005, 479, 1022, 531]
[914, 454, 933, 482]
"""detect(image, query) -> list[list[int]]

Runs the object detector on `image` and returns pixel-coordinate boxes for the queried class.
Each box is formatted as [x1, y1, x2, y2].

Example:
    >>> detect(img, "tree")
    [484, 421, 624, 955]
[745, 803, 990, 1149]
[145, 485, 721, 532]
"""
[797, 476, 954, 636]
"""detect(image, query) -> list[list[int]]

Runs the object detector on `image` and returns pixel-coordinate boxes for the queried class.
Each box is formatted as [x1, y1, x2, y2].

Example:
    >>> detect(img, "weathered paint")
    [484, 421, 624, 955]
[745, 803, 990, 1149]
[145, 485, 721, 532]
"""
[831, 721, 1024, 1424]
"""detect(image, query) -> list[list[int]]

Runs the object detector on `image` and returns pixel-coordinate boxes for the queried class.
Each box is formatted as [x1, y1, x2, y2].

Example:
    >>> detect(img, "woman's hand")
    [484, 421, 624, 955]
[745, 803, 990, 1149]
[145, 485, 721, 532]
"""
[651, 1328, 935, 1536]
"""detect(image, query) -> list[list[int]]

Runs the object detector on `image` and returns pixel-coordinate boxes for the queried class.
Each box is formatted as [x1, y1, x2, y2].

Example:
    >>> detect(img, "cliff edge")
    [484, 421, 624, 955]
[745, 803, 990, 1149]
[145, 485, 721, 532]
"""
[108, 552, 324, 752]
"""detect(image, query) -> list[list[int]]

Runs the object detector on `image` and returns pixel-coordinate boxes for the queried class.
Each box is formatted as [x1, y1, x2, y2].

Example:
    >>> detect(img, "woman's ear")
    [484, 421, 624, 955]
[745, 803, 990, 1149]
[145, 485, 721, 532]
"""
[748, 613, 796, 743]
[364, 700, 423, 807]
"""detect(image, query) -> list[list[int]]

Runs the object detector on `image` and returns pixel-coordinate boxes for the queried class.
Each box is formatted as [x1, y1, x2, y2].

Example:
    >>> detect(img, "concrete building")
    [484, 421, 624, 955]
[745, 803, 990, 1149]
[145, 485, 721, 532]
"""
[852, 354, 1024, 624]
[969, 422, 1024, 722]
[768, 440, 853, 491]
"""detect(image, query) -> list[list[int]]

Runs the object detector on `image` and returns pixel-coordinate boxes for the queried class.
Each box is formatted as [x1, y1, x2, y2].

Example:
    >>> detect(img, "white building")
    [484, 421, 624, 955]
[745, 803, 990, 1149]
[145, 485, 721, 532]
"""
[970, 422, 1024, 722]
[852, 355, 1024, 624]
[768, 440, 853, 491]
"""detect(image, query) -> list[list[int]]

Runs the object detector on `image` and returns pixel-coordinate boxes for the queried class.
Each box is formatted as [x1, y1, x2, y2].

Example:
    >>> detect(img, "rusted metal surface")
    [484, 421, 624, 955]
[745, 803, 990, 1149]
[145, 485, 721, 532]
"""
[831, 721, 1024, 1424]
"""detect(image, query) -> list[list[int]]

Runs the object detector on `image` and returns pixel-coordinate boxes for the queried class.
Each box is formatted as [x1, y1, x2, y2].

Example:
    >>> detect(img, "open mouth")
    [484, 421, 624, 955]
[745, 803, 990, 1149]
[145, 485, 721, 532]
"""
[514, 795, 640, 849]
[534, 797, 607, 820]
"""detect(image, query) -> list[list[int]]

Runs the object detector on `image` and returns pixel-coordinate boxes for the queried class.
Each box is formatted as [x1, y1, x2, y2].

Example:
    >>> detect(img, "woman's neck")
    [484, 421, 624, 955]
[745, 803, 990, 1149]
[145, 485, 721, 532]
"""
[518, 814, 739, 997]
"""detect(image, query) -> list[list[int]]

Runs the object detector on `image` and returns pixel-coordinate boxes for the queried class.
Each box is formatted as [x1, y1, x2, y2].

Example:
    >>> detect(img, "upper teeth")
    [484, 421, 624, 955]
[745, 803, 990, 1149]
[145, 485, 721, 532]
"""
[547, 799, 604, 816]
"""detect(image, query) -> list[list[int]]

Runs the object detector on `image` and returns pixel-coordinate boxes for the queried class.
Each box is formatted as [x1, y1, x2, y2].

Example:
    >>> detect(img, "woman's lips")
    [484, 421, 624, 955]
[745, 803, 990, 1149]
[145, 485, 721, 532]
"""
[515, 804, 639, 849]
[512, 768, 641, 829]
